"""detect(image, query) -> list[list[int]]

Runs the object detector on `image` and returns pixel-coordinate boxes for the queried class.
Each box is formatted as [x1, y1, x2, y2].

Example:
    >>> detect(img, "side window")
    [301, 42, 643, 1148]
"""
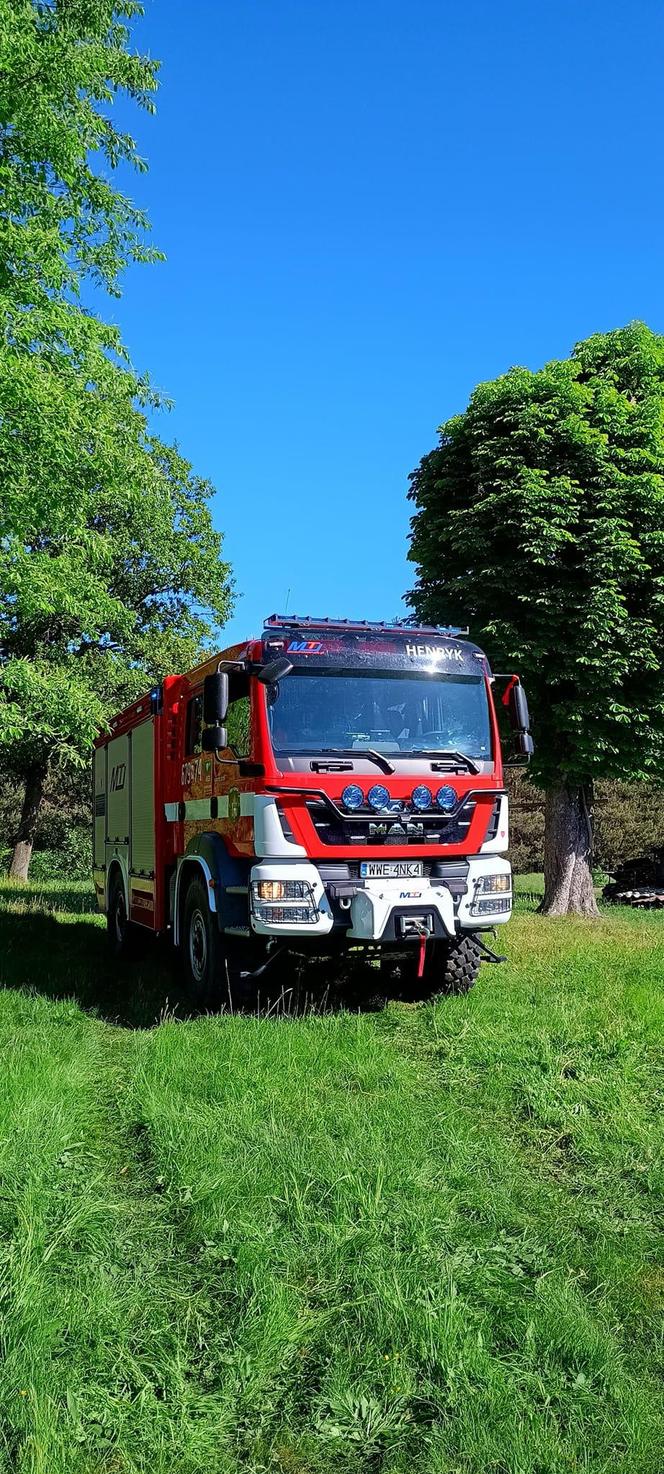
[226, 676, 251, 758]
[186, 694, 204, 755]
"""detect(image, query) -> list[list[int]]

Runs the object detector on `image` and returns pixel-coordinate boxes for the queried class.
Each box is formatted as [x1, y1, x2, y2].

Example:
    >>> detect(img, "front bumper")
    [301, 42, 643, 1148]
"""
[249, 856, 512, 940]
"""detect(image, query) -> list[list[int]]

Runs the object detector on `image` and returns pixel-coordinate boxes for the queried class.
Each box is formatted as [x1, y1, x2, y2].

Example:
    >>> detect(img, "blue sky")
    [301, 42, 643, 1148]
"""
[109, 0, 664, 645]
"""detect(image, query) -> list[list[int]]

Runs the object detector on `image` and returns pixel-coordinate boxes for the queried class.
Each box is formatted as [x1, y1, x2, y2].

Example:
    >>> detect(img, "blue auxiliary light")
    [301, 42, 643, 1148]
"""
[367, 784, 391, 811]
[436, 785, 457, 813]
[411, 784, 433, 811]
[342, 784, 364, 811]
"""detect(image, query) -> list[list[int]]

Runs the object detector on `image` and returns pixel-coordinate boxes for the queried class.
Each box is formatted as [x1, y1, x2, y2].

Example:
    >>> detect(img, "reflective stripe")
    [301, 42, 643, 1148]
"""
[164, 794, 257, 823]
[184, 797, 213, 820]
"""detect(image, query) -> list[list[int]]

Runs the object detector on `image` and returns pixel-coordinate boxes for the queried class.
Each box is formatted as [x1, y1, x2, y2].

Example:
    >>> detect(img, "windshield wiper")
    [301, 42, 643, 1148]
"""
[424, 749, 481, 774]
[319, 747, 395, 775]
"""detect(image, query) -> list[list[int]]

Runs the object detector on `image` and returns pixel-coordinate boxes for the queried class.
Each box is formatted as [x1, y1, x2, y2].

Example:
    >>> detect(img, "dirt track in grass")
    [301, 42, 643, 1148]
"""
[0, 876, 662, 1472]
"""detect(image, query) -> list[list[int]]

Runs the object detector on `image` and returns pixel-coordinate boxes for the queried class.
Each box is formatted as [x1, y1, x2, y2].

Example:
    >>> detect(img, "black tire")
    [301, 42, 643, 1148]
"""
[428, 933, 482, 997]
[107, 871, 130, 956]
[181, 876, 222, 1009]
[180, 877, 258, 1012]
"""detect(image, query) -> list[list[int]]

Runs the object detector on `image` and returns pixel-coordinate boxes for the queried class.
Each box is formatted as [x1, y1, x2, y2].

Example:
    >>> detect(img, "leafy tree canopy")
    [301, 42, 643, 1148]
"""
[407, 323, 664, 911]
[0, 1, 234, 877]
[0, 0, 161, 306]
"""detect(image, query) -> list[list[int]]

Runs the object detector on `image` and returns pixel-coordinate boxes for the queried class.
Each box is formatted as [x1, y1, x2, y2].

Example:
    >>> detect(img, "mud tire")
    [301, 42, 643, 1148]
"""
[426, 933, 482, 998]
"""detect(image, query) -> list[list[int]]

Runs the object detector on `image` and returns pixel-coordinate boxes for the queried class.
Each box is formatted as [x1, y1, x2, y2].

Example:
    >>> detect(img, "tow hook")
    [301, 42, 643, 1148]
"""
[476, 934, 507, 964]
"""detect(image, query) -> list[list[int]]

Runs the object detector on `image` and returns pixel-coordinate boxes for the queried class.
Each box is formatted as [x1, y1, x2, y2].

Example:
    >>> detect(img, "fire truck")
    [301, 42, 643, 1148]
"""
[93, 615, 533, 1003]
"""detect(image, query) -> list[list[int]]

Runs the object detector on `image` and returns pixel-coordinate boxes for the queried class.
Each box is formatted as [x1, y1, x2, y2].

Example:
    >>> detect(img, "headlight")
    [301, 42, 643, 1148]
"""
[253, 879, 309, 901]
[342, 784, 364, 811]
[436, 785, 457, 812]
[367, 784, 391, 811]
[411, 784, 433, 811]
[477, 873, 511, 894]
[251, 877, 319, 925]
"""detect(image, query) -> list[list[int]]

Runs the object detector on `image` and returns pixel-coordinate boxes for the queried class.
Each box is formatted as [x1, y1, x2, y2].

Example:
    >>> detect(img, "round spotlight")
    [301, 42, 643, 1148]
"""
[411, 784, 433, 811]
[342, 784, 364, 811]
[436, 784, 457, 812]
[367, 783, 391, 811]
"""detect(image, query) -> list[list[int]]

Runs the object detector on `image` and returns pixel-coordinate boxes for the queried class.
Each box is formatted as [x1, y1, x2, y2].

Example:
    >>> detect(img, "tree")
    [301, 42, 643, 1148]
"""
[0, 0, 161, 308]
[407, 323, 664, 915]
[1, 383, 233, 875]
[0, 2, 233, 877]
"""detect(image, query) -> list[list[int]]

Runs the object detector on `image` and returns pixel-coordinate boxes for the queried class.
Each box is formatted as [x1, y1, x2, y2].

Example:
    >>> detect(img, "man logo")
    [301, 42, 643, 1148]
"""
[110, 763, 126, 792]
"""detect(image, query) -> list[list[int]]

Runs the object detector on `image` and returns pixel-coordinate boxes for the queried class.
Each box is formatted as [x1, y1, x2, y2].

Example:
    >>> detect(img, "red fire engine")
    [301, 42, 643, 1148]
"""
[93, 615, 533, 1002]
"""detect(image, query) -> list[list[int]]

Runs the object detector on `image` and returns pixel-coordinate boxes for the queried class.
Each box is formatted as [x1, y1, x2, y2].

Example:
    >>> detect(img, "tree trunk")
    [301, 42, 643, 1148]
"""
[540, 782, 599, 916]
[8, 763, 47, 882]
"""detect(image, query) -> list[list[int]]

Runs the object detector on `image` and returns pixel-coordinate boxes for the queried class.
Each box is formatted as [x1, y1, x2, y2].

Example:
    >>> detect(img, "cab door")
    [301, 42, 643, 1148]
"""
[181, 690, 215, 849]
[213, 673, 255, 857]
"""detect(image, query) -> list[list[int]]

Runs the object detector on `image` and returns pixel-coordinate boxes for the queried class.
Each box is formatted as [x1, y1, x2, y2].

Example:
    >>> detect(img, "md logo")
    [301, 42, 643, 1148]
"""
[287, 640, 324, 654]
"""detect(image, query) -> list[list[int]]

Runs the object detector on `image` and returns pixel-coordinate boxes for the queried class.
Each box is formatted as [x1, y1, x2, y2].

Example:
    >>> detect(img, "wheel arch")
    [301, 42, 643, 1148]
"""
[173, 833, 248, 945]
[106, 856, 128, 914]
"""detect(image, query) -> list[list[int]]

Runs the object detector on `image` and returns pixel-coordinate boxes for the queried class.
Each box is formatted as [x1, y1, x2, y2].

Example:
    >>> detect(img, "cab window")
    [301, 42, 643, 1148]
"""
[226, 676, 251, 758]
[186, 694, 204, 755]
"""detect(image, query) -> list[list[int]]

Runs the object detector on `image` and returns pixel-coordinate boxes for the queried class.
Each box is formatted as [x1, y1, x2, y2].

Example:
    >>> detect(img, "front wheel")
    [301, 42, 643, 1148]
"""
[426, 933, 482, 997]
[181, 877, 258, 1012]
[182, 877, 222, 1008]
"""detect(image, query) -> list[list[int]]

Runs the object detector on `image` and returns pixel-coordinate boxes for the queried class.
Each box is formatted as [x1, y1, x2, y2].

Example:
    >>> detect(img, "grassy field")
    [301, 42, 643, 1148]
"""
[0, 878, 661, 1473]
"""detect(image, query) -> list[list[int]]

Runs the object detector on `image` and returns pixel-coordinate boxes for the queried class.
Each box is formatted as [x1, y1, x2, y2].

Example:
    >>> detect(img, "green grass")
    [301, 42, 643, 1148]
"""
[0, 878, 662, 1472]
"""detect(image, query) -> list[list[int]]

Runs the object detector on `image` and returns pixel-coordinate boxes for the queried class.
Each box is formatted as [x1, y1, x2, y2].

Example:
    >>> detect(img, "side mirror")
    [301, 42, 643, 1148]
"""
[508, 681, 530, 732]
[257, 657, 293, 685]
[203, 671, 229, 724]
[513, 730, 534, 758]
[202, 724, 227, 752]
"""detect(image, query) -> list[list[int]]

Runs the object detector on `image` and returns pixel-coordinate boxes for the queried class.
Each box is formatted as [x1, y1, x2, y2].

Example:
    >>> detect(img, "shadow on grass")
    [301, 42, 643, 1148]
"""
[0, 892, 393, 1027]
[0, 901, 190, 1028]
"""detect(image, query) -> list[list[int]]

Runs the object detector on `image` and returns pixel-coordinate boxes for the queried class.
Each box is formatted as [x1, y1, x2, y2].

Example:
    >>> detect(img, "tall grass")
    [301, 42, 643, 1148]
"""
[0, 877, 661, 1471]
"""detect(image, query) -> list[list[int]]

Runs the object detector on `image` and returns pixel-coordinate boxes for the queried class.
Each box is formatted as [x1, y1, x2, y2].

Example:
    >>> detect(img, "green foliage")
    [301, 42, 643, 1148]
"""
[0, 1, 234, 814]
[0, 0, 161, 304]
[0, 879, 661, 1470]
[593, 780, 664, 872]
[408, 323, 664, 790]
[505, 770, 546, 873]
[507, 773, 664, 874]
[0, 322, 234, 779]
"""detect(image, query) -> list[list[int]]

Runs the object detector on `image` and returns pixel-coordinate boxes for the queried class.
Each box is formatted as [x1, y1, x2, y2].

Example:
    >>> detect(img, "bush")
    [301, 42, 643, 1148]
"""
[506, 771, 545, 873]
[0, 767, 91, 878]
[507, 772, 664, 875]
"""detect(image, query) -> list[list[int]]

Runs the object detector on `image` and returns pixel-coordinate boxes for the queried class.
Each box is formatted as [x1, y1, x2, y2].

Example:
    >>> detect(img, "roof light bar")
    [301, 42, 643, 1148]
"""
[264, 614, 469, 636]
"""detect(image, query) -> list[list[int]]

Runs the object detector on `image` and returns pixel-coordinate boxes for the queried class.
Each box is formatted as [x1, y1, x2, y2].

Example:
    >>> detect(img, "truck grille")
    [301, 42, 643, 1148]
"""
[305, 798, 476, 847]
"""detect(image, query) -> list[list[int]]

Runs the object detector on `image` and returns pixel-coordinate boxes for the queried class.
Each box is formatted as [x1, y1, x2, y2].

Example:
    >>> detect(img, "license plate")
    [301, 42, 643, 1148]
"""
[360, 860, 424, 879]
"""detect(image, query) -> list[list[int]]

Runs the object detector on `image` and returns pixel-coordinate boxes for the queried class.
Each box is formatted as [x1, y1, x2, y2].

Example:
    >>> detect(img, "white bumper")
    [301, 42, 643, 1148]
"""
[347, 878, 456, 940]
[248, 856, 512, 940]
[347, 857, 512, 941]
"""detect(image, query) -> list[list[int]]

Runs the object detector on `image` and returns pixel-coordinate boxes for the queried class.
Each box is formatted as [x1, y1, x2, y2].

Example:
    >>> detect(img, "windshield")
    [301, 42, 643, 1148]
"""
[267, 669, 492, 760]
